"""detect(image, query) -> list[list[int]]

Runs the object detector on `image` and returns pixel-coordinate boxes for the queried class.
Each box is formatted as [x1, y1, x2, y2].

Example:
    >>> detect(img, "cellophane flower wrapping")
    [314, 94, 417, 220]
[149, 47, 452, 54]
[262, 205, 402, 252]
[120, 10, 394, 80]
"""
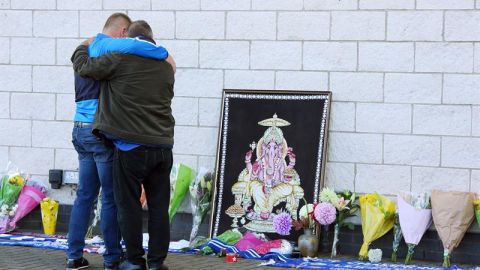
[201, 229, 242, 255]
[397, 192, 432, 264]
[358, 193, 395, 260]
[235, 232, 265, 251]
[431, 190, 474, 267]
[40, 197, 59, 235]
[189, 168, 213, 242]
[8, 183, 46, 231]
[391, 212, 403, 262]
[0, 163, 25, 207]
[168, 164, 195, 223]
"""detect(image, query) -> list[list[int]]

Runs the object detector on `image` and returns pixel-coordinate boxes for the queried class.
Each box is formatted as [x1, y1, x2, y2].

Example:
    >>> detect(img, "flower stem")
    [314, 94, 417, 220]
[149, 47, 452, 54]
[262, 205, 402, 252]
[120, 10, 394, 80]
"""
[391, 251, 397, 262]
[443, 250, 450, 267]
[331, 223, 339, 258]
[404, 244, 415, 265]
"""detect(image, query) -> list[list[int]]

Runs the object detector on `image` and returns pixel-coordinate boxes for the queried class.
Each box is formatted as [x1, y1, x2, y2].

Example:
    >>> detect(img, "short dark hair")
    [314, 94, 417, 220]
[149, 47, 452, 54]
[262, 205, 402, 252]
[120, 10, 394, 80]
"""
[103, 13, 132, 31]
[127, 20, 153, 39]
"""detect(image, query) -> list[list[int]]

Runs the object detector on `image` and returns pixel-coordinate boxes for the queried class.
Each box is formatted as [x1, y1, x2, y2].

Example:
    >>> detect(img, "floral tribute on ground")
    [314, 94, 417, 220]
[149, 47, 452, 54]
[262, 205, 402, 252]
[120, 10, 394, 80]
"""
[0, 163, 47, 233]
[318, 188, 359, 257]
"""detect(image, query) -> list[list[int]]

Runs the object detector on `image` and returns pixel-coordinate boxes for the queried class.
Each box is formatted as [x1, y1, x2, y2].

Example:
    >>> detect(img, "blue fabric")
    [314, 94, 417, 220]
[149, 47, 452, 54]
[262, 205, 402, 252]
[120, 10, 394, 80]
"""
[112, 139, 140, 151]
[67, 126, 122, 264]
[89, 33, 168, 60]
[73, 74, 100, 123]
[73, 99, 98, 123]
[198, 239, 467, 270]
[0, 235, 470, 270]
[101, 132, 140, 151]
[74, 33, 169, 123]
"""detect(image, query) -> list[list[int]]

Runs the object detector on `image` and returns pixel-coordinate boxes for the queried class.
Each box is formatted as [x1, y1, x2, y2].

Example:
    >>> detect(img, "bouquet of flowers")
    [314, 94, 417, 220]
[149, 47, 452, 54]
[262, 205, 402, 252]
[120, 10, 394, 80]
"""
[292, 200, 315, 231]
[474, 196, 480, 228]
[189, 168, 213, 242]
[397, 192, 432, 264]
[0, 204, 18, 233]
[169, 164, 195, 222]
[431, 190, 474, 267]
[9, 178, 46, 232]
[390, 212, 403, 262]
[86, 189, 102, 239]
[358, 193, 395, 260]
[319, 188, 359, 257]
[0, 173, 25, 207]
[40, 197, 59, 235]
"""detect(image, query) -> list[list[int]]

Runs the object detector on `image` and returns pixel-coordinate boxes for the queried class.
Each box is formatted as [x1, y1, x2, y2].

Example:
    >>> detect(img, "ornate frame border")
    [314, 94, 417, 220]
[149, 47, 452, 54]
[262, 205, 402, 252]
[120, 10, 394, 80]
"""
[209, 89, 332, 238]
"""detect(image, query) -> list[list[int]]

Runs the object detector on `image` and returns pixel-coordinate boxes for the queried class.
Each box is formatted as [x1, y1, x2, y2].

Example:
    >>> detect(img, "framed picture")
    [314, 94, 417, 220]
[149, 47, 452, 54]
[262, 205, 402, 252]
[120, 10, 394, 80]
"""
[209, 89, 332, 242]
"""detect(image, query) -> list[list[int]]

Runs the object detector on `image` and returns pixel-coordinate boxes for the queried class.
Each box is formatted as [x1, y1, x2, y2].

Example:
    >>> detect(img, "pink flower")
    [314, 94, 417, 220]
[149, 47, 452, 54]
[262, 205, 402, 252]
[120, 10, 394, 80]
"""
[273, 212, 292, 236]
[314, 202, 337, 225]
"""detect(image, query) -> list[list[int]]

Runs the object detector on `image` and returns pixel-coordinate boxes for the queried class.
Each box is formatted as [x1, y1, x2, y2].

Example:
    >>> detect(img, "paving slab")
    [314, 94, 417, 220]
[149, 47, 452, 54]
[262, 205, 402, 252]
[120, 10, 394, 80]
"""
[0, 246, 282, 270]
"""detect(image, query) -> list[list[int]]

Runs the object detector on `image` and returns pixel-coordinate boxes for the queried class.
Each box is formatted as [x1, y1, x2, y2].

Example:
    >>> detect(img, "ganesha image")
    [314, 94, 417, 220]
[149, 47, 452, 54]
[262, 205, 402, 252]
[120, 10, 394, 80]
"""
[225, 114, 304, 233]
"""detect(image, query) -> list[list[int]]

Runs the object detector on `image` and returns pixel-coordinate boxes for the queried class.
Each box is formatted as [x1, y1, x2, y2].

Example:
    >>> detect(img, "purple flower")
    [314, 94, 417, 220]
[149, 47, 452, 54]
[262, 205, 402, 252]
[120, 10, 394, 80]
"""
[314, 202, 337, 225]
[273, 212, 292, 236]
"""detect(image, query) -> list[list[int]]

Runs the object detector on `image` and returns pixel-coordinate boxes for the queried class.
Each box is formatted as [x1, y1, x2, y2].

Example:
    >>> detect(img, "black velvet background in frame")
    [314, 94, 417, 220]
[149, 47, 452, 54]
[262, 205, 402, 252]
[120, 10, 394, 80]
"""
[210, 90, 331, 242]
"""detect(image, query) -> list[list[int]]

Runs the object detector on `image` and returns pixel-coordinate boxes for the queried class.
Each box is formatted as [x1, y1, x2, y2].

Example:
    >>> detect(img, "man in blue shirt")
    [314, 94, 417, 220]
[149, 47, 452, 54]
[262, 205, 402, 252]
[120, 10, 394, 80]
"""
[67, 13, 172, 270]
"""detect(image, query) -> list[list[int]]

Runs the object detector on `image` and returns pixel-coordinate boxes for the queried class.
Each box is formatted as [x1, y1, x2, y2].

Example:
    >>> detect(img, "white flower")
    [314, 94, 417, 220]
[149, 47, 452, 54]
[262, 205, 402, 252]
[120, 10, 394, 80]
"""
[8, 210, 15, 216]
[368, 249, 382, 263]
[1, 205, 7, 211]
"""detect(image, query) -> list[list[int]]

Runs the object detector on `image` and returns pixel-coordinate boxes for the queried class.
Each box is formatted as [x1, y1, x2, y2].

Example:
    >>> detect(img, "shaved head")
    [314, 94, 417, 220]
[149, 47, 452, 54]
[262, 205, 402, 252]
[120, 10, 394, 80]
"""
[102, 13, 132, 38]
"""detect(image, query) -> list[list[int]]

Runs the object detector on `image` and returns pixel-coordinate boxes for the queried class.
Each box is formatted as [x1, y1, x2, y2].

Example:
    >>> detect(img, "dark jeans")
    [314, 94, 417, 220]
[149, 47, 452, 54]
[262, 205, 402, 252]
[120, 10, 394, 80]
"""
[67, 126, 122, 264]
[113, 146, 173, 267]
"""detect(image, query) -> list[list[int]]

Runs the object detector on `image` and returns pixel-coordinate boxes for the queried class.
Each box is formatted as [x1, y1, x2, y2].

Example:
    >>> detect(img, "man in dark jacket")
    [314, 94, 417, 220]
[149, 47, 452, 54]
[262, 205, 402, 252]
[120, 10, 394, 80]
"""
[71, 21, 174, 270]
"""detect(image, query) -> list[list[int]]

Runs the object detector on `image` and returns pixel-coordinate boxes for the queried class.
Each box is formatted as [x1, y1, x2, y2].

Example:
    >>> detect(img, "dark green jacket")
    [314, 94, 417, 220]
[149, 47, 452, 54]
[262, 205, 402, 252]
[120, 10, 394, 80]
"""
[71, 45, 175, 146]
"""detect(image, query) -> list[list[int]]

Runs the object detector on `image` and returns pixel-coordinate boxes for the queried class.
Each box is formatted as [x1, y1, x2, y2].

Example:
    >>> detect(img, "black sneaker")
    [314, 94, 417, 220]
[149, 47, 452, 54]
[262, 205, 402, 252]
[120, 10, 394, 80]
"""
[66, 257, 89, 270]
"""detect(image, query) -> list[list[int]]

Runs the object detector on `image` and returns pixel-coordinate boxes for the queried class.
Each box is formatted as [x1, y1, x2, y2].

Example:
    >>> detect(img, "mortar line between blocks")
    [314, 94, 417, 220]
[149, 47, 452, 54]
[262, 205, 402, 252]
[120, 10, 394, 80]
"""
[471, 105, 474, 136]
[469, 169, 472, 191]
[442, 10, 445, 42]
[384, 10, 388, 41]
[8, 37, 11, 65]
[439, 136, 443, 167]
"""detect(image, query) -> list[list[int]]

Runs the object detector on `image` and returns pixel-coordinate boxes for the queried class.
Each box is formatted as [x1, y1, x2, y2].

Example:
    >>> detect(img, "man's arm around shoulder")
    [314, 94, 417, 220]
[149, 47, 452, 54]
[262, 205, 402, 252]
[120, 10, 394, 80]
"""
[71, 39, 121, 81]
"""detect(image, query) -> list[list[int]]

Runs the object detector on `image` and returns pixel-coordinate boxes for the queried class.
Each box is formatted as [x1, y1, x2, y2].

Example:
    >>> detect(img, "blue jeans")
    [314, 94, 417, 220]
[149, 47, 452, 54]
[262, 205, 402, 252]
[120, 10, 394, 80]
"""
[67, 126, 122, 264]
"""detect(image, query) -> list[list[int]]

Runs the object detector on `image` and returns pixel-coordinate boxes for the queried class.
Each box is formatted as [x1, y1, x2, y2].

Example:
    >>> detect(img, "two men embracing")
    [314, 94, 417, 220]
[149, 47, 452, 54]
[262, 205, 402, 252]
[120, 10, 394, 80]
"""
[67, 13, 175, 270]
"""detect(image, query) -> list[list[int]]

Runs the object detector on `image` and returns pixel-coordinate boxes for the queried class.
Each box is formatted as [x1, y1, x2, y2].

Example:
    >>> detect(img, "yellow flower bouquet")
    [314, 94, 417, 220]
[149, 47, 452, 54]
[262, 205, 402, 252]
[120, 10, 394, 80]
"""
[358, 193, 396, 260]
[40, 197, 59, 235]
[474, 198, 480, 227]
